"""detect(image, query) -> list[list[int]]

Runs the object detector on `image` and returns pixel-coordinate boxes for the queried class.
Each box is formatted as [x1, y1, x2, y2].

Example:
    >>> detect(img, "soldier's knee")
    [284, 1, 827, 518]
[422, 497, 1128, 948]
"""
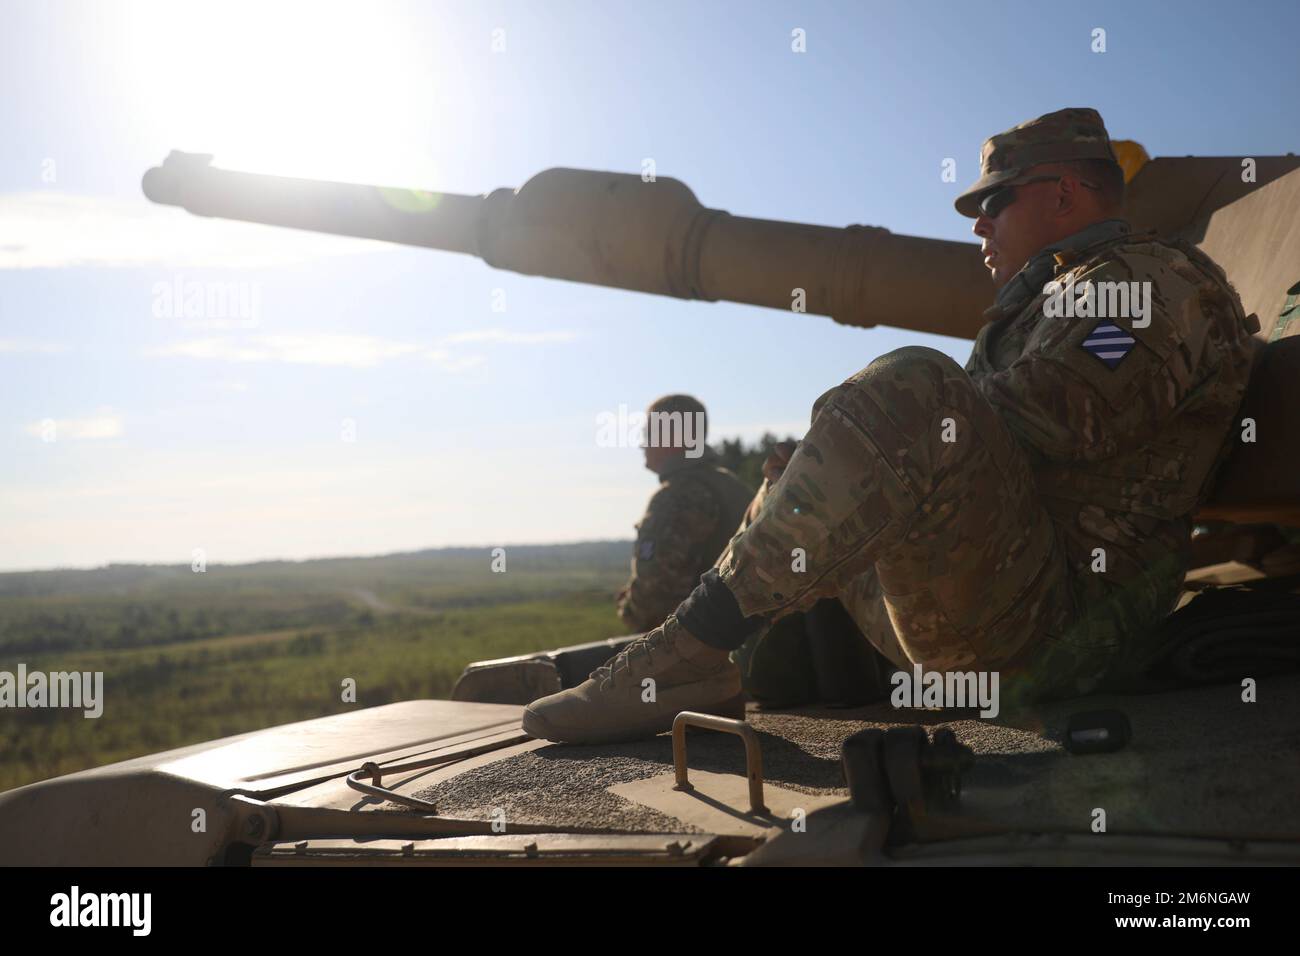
[818, 347, 968, 418]
[867, 346, 965, 386]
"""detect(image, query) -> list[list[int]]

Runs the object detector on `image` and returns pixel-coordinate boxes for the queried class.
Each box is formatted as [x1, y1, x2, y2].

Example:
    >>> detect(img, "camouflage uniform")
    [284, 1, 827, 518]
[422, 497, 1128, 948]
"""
[710, 109, 1256, 707]
[618, 448, 753, 632]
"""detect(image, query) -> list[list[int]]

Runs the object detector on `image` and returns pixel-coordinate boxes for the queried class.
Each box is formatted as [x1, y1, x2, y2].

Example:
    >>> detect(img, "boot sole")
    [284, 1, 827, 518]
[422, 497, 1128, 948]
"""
[522, 692, 747, 745]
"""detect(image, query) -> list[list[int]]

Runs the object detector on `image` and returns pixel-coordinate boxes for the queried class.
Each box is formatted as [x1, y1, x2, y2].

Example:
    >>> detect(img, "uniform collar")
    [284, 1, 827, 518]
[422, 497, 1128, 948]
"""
[987, 218, 1132, 321]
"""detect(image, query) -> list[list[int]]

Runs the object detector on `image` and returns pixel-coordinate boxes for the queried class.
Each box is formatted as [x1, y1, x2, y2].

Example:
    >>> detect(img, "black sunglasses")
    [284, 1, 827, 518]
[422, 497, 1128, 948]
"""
[979, 175, 1100, 218]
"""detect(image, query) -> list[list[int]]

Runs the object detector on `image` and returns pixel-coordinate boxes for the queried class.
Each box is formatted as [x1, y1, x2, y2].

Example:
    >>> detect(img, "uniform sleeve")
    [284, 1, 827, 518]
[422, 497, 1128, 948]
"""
[974, 252, 1222, 463]
[617, 479, 722, 632]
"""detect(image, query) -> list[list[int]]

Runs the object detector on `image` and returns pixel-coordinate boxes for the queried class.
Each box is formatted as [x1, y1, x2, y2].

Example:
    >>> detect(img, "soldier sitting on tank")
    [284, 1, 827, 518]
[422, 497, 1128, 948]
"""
[523, 107, 1257, 744]
[615, 394, 753, 633]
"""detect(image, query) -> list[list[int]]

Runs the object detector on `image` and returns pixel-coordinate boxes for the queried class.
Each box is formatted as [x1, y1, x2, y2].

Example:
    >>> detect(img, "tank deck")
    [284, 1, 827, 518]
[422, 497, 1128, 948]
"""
[413, 673, 1300, 840]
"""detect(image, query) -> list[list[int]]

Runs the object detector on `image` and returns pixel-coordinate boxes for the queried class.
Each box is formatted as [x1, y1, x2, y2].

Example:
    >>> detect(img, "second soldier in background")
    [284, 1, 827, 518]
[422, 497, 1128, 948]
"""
[616, 394, 752, 633]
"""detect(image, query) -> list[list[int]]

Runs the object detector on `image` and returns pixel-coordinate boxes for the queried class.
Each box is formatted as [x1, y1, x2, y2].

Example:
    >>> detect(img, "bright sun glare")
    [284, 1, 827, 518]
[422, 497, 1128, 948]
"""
[117, 0, 455, 186]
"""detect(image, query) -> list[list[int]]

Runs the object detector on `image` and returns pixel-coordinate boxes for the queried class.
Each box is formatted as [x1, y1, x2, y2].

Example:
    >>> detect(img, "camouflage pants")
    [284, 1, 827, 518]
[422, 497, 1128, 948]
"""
[717, 346, 1109, 706]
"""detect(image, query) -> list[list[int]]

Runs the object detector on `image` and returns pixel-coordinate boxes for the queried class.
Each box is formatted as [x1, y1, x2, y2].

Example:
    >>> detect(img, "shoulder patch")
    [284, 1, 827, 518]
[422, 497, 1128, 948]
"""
[638, 539, 655, 561]
[1080, 320, 1136, 369]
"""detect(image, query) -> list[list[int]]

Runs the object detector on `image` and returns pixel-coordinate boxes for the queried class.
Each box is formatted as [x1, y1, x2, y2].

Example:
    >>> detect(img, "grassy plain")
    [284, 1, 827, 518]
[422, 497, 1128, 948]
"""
[0, 542, 631, 791]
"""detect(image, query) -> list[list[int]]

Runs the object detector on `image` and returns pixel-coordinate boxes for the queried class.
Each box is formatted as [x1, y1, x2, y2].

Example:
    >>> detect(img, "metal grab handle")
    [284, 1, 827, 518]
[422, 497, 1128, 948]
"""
[671, 711, 767, 815]
[348, 761, 442, 812]
[343, 732, 529, 812]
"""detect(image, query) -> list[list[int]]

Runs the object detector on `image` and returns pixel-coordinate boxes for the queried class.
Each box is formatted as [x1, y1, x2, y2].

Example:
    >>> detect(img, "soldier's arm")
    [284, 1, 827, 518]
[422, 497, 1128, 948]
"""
[974, 252, 1238, 463]
[618, 480, 722, 631]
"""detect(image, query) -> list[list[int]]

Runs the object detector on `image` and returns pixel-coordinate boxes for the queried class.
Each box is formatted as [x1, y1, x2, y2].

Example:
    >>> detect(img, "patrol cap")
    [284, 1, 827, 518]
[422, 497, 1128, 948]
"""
[954, 107, 1120, 218]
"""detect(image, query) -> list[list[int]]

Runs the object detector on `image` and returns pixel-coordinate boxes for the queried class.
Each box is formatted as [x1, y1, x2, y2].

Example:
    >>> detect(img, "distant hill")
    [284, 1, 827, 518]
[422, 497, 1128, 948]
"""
[0, 540, 635, 599]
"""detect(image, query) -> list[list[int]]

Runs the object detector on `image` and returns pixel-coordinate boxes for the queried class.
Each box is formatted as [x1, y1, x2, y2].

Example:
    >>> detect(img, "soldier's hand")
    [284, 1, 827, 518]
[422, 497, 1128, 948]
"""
[762, 441, 799, 483]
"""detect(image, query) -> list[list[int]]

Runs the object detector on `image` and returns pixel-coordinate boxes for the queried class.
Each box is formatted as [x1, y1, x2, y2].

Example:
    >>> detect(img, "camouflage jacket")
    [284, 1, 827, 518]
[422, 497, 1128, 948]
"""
[966, 220, 1256, 651]
[618, 450, 754, 632]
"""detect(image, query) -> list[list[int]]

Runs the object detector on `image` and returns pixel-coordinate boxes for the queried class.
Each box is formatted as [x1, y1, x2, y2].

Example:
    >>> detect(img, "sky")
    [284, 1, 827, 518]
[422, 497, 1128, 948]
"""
[2, 0, 1298, 572]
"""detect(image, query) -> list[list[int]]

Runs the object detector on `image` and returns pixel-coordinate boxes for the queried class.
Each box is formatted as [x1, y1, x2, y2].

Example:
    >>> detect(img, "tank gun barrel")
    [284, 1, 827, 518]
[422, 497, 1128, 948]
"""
[143, 151, 992, 339]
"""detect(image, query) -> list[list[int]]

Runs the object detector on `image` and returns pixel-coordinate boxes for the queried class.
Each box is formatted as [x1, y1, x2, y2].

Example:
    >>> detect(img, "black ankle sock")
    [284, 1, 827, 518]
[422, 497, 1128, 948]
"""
[675, 569, 764, 651]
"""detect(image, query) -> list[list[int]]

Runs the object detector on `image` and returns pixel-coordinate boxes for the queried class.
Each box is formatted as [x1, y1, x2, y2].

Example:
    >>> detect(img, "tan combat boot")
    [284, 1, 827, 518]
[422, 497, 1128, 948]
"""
[521, 615, 745, 744]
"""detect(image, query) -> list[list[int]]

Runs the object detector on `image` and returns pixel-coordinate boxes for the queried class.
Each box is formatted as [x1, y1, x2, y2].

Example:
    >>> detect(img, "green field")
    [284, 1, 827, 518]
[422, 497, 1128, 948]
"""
[0, 542, 633, 792]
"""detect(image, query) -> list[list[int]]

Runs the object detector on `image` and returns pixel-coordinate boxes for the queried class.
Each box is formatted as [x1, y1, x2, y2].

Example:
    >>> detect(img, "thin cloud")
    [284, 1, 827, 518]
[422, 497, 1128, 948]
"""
[147, 338, 275, 363]
[425, 349, 486, 372]
[23, 409, 124, 441]
[0, 339, 67, 354]
[0, 192, 385, 270]
[145, 327, 576, 369]
[439, 329, 578, 345]
[146, 334, 425, 368]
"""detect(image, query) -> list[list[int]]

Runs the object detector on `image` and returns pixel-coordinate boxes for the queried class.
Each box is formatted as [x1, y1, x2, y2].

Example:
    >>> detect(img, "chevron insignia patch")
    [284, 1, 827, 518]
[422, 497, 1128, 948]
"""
[1080, 321, 1136, 369]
